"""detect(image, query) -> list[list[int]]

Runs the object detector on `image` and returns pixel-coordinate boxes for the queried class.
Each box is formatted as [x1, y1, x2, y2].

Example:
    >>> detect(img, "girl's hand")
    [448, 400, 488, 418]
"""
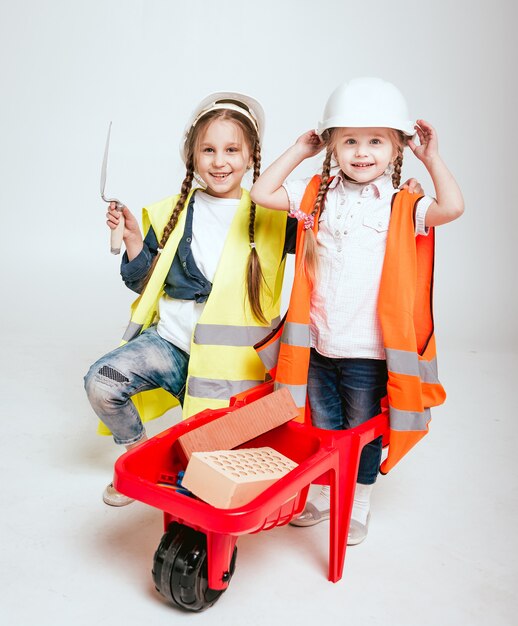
[400, 178, 424, 194]
[294, 130, 325, 159]
[106, 203, 142, 245]
[408, 120, 439, 165]
[250, 133, 325, 211]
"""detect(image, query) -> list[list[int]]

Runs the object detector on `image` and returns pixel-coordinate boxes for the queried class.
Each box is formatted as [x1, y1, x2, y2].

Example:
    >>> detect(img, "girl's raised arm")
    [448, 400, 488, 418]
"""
[408, 120, 464, 227]
[251, 130, 324, 210]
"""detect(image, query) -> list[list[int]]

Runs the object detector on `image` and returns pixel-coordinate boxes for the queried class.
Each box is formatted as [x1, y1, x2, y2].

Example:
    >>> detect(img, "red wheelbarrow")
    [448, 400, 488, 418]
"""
[113, 381, 389, 611]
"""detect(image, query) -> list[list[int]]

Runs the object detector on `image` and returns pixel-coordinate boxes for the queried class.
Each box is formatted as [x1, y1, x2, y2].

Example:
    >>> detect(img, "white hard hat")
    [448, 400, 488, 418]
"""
[317, 77, 415, 137]
[180, 91, 265, 163]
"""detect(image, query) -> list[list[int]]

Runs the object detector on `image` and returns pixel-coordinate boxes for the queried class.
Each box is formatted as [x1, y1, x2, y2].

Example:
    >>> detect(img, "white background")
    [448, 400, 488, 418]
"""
[1, 1, 516, 625]
[1, 0, 516, 351]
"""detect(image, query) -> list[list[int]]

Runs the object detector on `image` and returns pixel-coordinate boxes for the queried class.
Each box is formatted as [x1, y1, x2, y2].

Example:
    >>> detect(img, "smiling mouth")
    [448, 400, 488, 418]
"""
[210, 172, 231, 180]
[352, 163, 374, 168]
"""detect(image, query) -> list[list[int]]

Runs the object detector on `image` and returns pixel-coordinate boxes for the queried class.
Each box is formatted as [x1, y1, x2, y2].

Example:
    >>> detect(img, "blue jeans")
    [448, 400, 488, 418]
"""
[307, 348, 388, 485]
[84, 326, 189, 445]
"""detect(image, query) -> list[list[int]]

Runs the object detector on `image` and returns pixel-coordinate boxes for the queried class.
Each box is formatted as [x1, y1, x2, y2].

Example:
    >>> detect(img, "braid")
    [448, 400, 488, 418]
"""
[159, 159, 194, 248]
[139, 158, 194, 292]
[246, 140, 268, 324]
[248, 141, 262, 244]
[311, 147, 333, 216]
[392, 148, 403, 189]
[302, 147, 333, 284]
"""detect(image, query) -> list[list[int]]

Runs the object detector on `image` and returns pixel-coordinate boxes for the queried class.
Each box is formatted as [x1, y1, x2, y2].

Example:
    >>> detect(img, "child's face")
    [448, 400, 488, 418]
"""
[333, 127, 397, 184]
[195, 118, 252, 199]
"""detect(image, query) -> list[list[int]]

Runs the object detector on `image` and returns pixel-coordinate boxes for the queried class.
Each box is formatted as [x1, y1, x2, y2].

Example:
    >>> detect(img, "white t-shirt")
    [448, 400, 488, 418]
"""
[156, 191, 239, 353]
[283, 171, 432, 359]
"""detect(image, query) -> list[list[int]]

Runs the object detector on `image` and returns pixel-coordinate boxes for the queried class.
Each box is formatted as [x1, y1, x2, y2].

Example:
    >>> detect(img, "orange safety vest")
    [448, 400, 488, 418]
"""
[256, 175, 446, 473]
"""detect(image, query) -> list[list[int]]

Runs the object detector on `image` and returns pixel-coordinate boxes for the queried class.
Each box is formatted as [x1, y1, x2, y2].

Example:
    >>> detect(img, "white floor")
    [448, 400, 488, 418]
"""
[1, 333, 516, 625]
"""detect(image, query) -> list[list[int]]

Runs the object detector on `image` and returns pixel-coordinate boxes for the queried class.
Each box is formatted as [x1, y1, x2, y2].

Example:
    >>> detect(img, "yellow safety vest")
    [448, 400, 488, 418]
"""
[98, 188, 287, 435]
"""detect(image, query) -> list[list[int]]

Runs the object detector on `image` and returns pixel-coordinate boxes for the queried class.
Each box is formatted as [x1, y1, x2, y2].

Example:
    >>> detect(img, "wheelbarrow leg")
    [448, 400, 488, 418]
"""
[327, 412, 390, 582]
[328, 436, 361, 583]
[206, 532, 238, 590]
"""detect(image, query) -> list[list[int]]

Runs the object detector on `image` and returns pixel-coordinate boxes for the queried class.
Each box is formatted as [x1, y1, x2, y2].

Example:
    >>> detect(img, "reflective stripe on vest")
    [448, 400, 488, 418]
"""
[385, 348, 440, 385]
[282, 321, 311, 346]
[257, 337, 280, 372]
[122, 322, 143, 343]
[194, 316, 281, 347]
[254, 318, 285, 375]
[256, 319, 311, 376]
[390, 407, 431, 431]
[274, 381, 307, 408]
[188, 376, 265, 400]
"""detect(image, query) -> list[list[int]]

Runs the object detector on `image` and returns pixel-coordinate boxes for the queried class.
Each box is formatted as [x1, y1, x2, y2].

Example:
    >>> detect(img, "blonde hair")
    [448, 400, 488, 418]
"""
[142, 108, 268, 323]
[302, 127, 408, 281]
[387, 129, 408, 189]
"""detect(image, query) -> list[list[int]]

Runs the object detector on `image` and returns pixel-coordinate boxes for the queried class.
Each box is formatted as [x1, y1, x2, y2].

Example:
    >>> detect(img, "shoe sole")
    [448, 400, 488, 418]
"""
[102, 483, 135, 507]
[102, 496, 135, 507]
[289, 514, 330, 527]
[289, 502, 330, 527]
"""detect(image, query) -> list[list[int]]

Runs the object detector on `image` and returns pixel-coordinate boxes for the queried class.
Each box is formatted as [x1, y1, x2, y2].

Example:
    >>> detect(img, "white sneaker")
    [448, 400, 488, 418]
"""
[290, 506, 370, 545]
[289, 502, 330, 527]
[347, 513, 370, 545]
[102, 482, 135, 507]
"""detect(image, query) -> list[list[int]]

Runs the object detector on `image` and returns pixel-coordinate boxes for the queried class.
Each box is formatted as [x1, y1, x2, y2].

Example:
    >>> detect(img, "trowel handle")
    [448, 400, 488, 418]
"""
[110, 203, 125, 255]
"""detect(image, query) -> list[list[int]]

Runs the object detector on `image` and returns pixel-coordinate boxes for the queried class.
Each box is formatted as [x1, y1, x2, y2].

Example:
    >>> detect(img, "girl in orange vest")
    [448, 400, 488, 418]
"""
[251, 78, 464, 545]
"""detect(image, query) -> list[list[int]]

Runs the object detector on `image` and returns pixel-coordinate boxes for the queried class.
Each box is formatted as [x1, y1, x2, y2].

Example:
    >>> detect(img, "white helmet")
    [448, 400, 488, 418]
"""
[317, 77, 415, 137]
[180, 91, 265, 163]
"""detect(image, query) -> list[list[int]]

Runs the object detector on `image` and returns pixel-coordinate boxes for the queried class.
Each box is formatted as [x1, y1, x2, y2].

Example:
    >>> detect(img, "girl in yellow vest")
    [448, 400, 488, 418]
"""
[85, 93, 294, 506]
[251, 78, 464, 545]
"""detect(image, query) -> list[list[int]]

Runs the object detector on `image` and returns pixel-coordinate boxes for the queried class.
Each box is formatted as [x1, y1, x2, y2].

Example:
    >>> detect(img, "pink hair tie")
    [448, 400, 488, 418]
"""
[289, 207, 315, 230]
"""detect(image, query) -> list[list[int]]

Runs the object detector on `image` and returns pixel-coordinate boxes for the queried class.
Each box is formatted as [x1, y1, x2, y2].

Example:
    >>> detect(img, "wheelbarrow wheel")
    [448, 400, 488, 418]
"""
[152, 522, 237, 612]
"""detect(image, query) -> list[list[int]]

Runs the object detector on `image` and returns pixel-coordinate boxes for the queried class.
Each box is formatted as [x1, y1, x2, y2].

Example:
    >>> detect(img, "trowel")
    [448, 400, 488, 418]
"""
[100, 122, 126, 254]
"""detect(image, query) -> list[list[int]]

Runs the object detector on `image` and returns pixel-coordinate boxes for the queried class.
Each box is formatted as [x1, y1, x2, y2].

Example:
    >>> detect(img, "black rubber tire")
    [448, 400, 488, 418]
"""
[152, 522, 237, 612]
